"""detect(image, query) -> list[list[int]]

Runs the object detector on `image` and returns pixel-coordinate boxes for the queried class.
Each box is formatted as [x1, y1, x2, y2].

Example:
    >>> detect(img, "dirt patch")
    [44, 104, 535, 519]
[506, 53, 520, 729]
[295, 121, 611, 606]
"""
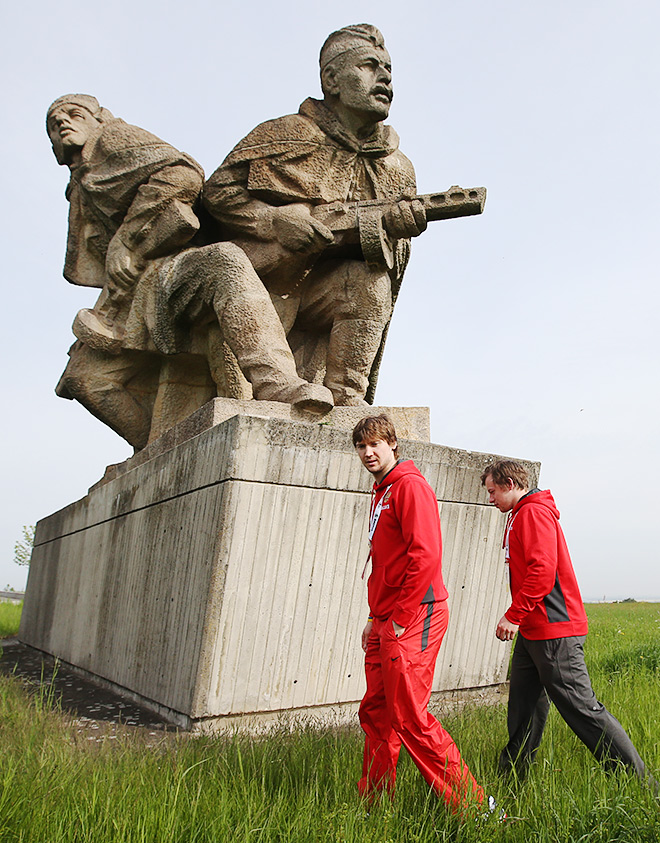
[1, 637, 509, 744]
[0, 637, 180, 747]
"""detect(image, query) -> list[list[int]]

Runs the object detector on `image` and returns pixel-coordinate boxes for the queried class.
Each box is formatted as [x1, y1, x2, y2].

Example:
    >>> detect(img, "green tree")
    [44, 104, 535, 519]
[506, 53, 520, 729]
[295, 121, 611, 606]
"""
[13, 525, 35, 567]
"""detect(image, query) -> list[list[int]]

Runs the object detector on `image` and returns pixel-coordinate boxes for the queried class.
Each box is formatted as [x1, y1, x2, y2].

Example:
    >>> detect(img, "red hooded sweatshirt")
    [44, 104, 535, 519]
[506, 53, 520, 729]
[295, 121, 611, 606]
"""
[368, 460, 448, 628]
[504, 489, 588, 639]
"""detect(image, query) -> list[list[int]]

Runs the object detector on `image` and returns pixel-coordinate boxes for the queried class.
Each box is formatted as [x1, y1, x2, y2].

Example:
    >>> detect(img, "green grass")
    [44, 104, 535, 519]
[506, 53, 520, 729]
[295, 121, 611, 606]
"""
[0, 601, 21, 638]
[586, 602, 660, 677]
[1, 603, 659, 842]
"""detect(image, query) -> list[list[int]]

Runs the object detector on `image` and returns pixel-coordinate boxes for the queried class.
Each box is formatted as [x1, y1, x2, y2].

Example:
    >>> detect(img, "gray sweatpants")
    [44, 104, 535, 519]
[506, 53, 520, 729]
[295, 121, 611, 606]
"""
[500, 634, 656, 789]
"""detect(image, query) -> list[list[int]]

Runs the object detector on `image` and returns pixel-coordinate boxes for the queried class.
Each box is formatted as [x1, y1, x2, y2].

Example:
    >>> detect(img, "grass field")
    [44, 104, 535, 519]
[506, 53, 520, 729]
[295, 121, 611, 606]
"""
[1, 602, 658, 842]
[0, 602, 22, 639]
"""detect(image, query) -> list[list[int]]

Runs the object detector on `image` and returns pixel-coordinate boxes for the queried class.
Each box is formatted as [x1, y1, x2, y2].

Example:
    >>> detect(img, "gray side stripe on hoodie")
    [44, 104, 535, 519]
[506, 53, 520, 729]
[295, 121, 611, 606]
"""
[544, 575, 571, 623]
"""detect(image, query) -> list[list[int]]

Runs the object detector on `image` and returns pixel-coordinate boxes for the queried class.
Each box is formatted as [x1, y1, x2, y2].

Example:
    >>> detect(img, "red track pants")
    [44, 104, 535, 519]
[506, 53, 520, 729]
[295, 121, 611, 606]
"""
[358, 601, 484, 813]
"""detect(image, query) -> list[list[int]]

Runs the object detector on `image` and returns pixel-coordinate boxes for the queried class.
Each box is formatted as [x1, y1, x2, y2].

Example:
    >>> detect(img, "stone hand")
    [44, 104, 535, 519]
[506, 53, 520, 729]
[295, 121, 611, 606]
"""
[382, 198, 427, 240]
[106, 236, 146, 289]
[271, 204, 334, 253]
[495, 615, 519, 641]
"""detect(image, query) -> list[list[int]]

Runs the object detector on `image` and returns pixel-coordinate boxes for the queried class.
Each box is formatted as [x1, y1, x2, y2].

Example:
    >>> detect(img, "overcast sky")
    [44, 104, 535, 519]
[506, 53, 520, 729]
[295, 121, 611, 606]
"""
[2, 0, 658, 601]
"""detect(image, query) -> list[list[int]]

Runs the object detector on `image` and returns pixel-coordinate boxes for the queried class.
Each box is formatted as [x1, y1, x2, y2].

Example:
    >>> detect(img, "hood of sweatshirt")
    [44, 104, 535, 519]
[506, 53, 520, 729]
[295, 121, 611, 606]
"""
[513, 488, 560, 520]
[373, 459, 424, 491]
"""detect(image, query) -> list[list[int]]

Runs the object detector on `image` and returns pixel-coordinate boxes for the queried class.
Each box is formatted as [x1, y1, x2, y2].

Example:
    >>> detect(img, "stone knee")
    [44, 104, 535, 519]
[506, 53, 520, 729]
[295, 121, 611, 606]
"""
[165, 244, 333, 413]
[167, 241, 268, 316]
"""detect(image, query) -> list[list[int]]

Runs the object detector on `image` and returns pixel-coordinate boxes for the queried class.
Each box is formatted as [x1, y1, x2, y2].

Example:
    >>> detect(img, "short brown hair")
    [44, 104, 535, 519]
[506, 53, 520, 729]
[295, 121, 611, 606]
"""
[480, 460, 528, 490]
[352, 414, 399, 458]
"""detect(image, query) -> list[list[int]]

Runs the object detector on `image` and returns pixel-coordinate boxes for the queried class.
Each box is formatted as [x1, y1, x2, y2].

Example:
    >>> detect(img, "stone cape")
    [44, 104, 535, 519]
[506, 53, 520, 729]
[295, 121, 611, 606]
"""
[63, 118, 204, 291]
[60, 117, 206, 358]
[207, 98, 416, 205]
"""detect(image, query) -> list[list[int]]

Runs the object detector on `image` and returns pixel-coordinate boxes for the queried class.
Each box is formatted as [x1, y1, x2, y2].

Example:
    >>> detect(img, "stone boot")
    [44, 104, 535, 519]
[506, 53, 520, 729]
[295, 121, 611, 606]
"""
[220, 298, 334, 414]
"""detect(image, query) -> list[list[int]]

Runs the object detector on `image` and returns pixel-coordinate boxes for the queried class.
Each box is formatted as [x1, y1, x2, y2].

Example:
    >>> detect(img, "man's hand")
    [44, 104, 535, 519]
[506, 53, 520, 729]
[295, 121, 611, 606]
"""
[392, 620, 406, 638]
[361, 620, 374, 652]
[106, 235, 146, 289]
[382, 198, 427, 240]
[495, 615, 519, 641]
[271, 204, 334, 253]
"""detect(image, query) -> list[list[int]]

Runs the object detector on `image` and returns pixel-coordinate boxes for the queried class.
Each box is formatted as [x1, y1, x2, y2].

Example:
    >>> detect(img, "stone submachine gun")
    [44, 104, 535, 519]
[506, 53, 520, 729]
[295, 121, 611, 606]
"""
[312, 186, 487, 271]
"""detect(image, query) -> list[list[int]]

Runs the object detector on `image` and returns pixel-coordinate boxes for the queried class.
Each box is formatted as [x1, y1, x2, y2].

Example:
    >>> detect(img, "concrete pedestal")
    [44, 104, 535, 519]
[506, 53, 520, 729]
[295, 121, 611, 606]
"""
[20, 410, 537, 732]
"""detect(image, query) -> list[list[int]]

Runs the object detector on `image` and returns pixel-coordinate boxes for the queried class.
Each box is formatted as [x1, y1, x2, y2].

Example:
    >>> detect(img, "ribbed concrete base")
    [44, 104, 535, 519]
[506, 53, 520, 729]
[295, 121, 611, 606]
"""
[92, 400, 431, 490]
[20, 411, 537, 732]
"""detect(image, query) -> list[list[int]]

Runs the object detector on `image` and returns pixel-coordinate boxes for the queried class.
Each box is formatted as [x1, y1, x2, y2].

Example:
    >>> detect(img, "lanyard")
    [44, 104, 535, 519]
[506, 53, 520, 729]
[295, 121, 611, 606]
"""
[369, 485, 392, 542]
[362, 485, 392, 579]
[503, 510, 519, 563]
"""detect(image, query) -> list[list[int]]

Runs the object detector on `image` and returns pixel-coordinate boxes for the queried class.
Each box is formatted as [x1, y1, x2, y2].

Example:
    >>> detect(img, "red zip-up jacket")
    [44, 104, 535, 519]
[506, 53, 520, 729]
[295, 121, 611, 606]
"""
[504, 489, 588, 639]
[368, 460, 448, 628]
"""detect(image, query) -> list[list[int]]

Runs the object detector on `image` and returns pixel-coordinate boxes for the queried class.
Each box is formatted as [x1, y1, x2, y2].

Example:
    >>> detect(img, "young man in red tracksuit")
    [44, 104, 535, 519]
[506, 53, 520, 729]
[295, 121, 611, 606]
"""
[482, 460, 657, 790]
[353, 414, 489, 815]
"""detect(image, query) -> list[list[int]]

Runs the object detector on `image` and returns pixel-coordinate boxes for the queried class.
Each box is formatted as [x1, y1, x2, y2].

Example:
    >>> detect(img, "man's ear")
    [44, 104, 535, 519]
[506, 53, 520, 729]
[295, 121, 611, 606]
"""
[323, 66, 340, 97]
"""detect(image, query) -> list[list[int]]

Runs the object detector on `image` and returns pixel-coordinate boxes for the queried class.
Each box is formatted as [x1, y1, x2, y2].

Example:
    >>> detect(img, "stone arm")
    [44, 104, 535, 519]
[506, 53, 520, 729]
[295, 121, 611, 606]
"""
[203, 161, 333, 255]
[205, 160, 430, 252]
[107, 163, 204, 289]
[204, 160, 272, 240]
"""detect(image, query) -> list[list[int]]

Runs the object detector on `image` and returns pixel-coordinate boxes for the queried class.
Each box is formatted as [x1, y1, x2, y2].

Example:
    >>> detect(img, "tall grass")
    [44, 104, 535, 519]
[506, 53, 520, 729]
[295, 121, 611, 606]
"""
[1, 603, 659, 842]
[0, 601, 22, 639]
[587, 602, 660, 676]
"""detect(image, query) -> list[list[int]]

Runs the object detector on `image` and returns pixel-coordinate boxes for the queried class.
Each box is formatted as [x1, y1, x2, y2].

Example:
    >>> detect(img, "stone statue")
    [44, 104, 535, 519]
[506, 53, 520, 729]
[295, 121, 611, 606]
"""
[204, 24, 425, 406]
[48, 25, 485, 448]
[48, 95, 334, 449]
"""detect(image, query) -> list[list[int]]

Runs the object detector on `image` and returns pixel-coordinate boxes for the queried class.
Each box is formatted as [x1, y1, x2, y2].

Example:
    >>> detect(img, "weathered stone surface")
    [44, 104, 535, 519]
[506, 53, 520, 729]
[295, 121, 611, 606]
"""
[20, 415, 537, 732]
[47, 25, 485, 451]
[92, 400, 431, 489]
[48, 97, 334, 451]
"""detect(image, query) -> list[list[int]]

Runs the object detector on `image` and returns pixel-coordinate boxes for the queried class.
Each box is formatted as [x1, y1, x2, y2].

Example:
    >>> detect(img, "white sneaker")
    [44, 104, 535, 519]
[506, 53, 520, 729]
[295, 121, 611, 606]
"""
[481, 795, 507, 823]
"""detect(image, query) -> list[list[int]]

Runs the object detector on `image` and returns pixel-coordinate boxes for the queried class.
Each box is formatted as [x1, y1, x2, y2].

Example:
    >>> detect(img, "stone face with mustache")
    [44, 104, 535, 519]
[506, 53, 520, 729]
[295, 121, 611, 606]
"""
[321, 43, 394, 139]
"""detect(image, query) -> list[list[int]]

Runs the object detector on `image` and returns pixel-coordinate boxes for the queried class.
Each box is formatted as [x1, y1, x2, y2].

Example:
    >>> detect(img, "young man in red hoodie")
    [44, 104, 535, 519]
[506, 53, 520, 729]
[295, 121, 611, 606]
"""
[482, 460, 656, 789]
[353, 414, 489, 815]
